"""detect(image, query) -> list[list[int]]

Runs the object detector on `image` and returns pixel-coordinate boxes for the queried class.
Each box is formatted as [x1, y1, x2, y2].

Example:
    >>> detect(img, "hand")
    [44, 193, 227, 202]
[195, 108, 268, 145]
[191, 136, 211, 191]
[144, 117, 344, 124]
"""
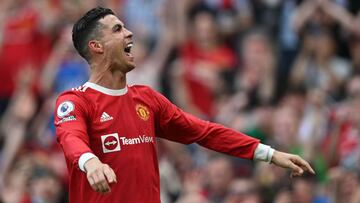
[271, 151, 315, 177]
[84, 158, 117, 194]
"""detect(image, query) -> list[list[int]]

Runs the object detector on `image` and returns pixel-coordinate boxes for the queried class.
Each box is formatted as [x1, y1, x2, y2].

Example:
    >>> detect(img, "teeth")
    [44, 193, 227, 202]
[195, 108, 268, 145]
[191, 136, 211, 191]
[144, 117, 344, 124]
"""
[124, 43, 133, 53]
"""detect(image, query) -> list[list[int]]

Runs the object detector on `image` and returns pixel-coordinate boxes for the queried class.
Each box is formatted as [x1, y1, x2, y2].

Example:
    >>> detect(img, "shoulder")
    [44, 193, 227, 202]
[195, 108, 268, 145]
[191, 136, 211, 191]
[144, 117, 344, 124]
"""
[128, 84, 153, 91]
[128, 84, 158, 96]
[128, 84, 170, 109]
[57, 86, 86, 103]
[129, 84, 169, 101]
[55, 85, 92, 114]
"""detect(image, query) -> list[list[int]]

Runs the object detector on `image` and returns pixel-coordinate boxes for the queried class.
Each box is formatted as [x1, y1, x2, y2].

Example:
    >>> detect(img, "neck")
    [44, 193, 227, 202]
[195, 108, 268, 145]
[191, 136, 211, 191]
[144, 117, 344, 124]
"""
[88, 61, 127, 89]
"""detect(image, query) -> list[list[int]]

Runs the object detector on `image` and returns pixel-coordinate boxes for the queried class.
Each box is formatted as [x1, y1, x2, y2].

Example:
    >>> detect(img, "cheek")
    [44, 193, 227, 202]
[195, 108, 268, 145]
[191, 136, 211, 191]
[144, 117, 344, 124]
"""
[109, 45, 124, 60]
[104, 38, 122, 52]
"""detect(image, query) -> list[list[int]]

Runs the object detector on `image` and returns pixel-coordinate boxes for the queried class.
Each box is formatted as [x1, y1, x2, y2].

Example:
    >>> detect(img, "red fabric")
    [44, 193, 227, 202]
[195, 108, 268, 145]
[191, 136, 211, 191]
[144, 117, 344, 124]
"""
[55, 85, 259, 203]
[0, 7, 51, 97]
[21, 194, 31, 203]
[322, 110, 360, 166]
[222, 0, 234, 9]
[180, 41, 236, 118]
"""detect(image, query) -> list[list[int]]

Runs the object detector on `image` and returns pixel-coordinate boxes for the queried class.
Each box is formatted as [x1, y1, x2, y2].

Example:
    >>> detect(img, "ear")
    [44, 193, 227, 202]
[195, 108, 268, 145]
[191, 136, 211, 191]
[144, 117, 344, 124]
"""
[88, 40, 104, 54]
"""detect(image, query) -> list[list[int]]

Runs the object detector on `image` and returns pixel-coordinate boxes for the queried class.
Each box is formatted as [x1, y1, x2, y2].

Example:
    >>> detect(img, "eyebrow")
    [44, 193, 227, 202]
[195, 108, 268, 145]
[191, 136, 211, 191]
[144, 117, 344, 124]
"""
[112, 23, 123, 32]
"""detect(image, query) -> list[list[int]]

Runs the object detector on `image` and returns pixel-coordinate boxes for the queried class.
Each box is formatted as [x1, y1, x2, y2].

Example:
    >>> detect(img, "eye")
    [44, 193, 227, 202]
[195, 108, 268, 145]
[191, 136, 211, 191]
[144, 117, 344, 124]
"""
[113, 24, 122, 32]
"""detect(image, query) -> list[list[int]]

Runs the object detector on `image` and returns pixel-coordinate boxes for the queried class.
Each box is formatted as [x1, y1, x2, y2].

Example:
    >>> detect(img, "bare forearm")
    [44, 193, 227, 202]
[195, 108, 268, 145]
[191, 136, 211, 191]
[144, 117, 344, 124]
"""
[293, 1, 319, 32]
[40, 30, 72, 94]
[322, 1, 354, 32]
[0, 122, 26, 179]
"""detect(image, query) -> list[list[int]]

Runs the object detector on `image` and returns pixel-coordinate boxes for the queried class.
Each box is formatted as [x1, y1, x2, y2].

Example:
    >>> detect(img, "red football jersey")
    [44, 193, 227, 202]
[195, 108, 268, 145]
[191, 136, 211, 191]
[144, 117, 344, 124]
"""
[54, 82, 260, 203]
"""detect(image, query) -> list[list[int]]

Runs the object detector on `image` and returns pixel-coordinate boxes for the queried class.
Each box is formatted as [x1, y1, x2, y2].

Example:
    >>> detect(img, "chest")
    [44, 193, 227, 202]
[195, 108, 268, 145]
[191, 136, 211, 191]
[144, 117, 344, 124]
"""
[86, 96, 156, 156]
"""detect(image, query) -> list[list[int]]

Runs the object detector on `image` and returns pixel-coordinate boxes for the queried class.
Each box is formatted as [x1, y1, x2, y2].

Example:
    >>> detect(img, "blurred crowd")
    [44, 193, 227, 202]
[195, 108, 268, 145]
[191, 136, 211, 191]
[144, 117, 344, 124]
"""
[0, 0, 360, 202]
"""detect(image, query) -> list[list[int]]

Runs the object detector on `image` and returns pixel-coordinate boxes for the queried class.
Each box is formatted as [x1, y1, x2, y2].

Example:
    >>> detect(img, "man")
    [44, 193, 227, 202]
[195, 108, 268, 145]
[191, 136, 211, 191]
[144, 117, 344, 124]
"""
[54, 7, 315, 203]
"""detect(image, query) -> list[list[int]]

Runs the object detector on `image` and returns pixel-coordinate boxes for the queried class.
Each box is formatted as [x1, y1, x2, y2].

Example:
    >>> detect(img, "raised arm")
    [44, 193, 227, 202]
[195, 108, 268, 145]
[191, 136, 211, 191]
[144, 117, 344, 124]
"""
[292, 0, 320, 33]
[320, 0, 359, 34]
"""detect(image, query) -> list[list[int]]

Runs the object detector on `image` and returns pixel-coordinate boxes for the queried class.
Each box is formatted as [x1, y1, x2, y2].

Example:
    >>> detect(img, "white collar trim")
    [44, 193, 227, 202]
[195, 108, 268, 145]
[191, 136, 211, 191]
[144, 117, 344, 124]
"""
[84, 82, 128, 96]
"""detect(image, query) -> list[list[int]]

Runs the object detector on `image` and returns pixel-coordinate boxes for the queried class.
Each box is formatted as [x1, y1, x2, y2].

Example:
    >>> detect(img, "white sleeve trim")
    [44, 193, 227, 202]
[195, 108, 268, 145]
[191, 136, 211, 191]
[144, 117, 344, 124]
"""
[253, 143, 275, 163]
[79, 152, 98, 172]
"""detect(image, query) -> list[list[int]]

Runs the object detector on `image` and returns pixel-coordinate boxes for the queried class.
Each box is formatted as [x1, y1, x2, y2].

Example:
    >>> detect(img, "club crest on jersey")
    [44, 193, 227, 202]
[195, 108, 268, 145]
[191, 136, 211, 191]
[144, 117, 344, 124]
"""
[101, 133, 121, 153]
[136, 104, 150, 121]
[57, 101, 74, 118]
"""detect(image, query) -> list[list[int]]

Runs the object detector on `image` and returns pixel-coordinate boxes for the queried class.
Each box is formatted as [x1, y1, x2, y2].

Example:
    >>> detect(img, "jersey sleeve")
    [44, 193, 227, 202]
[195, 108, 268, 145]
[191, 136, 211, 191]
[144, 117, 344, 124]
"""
[150, 89, 260, 160]
[54, 91, 93, 170]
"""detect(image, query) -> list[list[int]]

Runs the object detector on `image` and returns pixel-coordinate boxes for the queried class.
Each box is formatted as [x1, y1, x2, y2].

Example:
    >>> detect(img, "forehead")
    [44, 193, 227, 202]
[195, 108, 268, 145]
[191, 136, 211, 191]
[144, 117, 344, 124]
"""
[99, 14, 124, 28]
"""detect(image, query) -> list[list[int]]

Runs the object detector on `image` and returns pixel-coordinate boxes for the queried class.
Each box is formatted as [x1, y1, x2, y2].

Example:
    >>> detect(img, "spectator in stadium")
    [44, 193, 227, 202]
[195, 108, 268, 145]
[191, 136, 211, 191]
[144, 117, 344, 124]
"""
[270, 105, 301, 153]
[290, 29, 351, 100]
[126, 0, 175, 91]
[0, 0, 53, 115]
[224, 177, 262, 203]
[0, 68, 36, 190]
[204, 156, 235, 203]
[327, 167, 360, 203]
[235, 30, 276, 109]
[297, 88, 328, 161]
[171, 3, 237, 120]
[1, 155, 31, 202]
[292, 175, 324, 203]
[214, 30, 276, 133]
[28, 166, 63, 203]
[322, 74, 360, 168]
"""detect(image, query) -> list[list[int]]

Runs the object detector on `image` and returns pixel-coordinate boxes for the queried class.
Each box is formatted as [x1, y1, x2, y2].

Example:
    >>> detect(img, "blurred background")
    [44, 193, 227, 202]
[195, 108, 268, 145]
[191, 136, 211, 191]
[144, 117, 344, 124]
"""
[0, 0, 360, 202]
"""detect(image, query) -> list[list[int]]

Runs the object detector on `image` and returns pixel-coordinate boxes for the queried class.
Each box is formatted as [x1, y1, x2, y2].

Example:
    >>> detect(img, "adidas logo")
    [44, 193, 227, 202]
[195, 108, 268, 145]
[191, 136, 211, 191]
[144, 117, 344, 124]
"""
[100, 112, 113, 122]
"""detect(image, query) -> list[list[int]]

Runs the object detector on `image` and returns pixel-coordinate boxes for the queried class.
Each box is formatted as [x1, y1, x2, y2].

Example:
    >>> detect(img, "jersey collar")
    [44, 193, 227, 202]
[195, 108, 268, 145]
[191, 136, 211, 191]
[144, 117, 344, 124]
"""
[84, 82, 128, 96]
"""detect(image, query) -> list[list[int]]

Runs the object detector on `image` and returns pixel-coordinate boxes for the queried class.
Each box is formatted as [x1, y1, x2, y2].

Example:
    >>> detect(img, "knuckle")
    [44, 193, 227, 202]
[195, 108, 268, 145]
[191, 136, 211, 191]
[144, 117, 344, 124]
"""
[87, 176, 93, 181]
[98, 177, 105, 182]
[103, 167, 109, 173]
[102, 164, 110, 170]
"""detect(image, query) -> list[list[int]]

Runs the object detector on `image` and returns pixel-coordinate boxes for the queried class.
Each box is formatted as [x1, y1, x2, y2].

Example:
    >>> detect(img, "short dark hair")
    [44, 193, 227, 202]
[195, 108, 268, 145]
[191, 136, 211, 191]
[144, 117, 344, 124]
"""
[188, 2, 217, 22]
[72, 7, 115, 61]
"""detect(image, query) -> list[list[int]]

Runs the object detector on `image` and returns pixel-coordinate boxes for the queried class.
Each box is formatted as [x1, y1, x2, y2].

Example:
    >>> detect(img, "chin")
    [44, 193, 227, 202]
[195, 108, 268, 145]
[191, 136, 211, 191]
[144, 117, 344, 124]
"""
[125, 63, 136, 73]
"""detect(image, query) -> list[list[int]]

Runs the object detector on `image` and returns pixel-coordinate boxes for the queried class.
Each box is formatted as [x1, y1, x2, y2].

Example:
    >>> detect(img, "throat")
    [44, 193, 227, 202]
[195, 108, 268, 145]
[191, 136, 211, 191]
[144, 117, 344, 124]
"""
[89, 69, 127, 90]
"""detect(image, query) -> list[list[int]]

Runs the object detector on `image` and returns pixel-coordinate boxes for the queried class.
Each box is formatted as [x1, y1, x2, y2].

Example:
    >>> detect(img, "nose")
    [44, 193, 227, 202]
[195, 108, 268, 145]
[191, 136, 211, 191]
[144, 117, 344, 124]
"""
[125, 27, 133, 38]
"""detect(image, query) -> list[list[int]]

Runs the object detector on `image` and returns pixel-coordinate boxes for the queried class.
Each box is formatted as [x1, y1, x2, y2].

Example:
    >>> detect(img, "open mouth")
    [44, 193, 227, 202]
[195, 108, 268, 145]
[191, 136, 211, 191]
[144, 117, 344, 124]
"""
[124, 42, 133, 55]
